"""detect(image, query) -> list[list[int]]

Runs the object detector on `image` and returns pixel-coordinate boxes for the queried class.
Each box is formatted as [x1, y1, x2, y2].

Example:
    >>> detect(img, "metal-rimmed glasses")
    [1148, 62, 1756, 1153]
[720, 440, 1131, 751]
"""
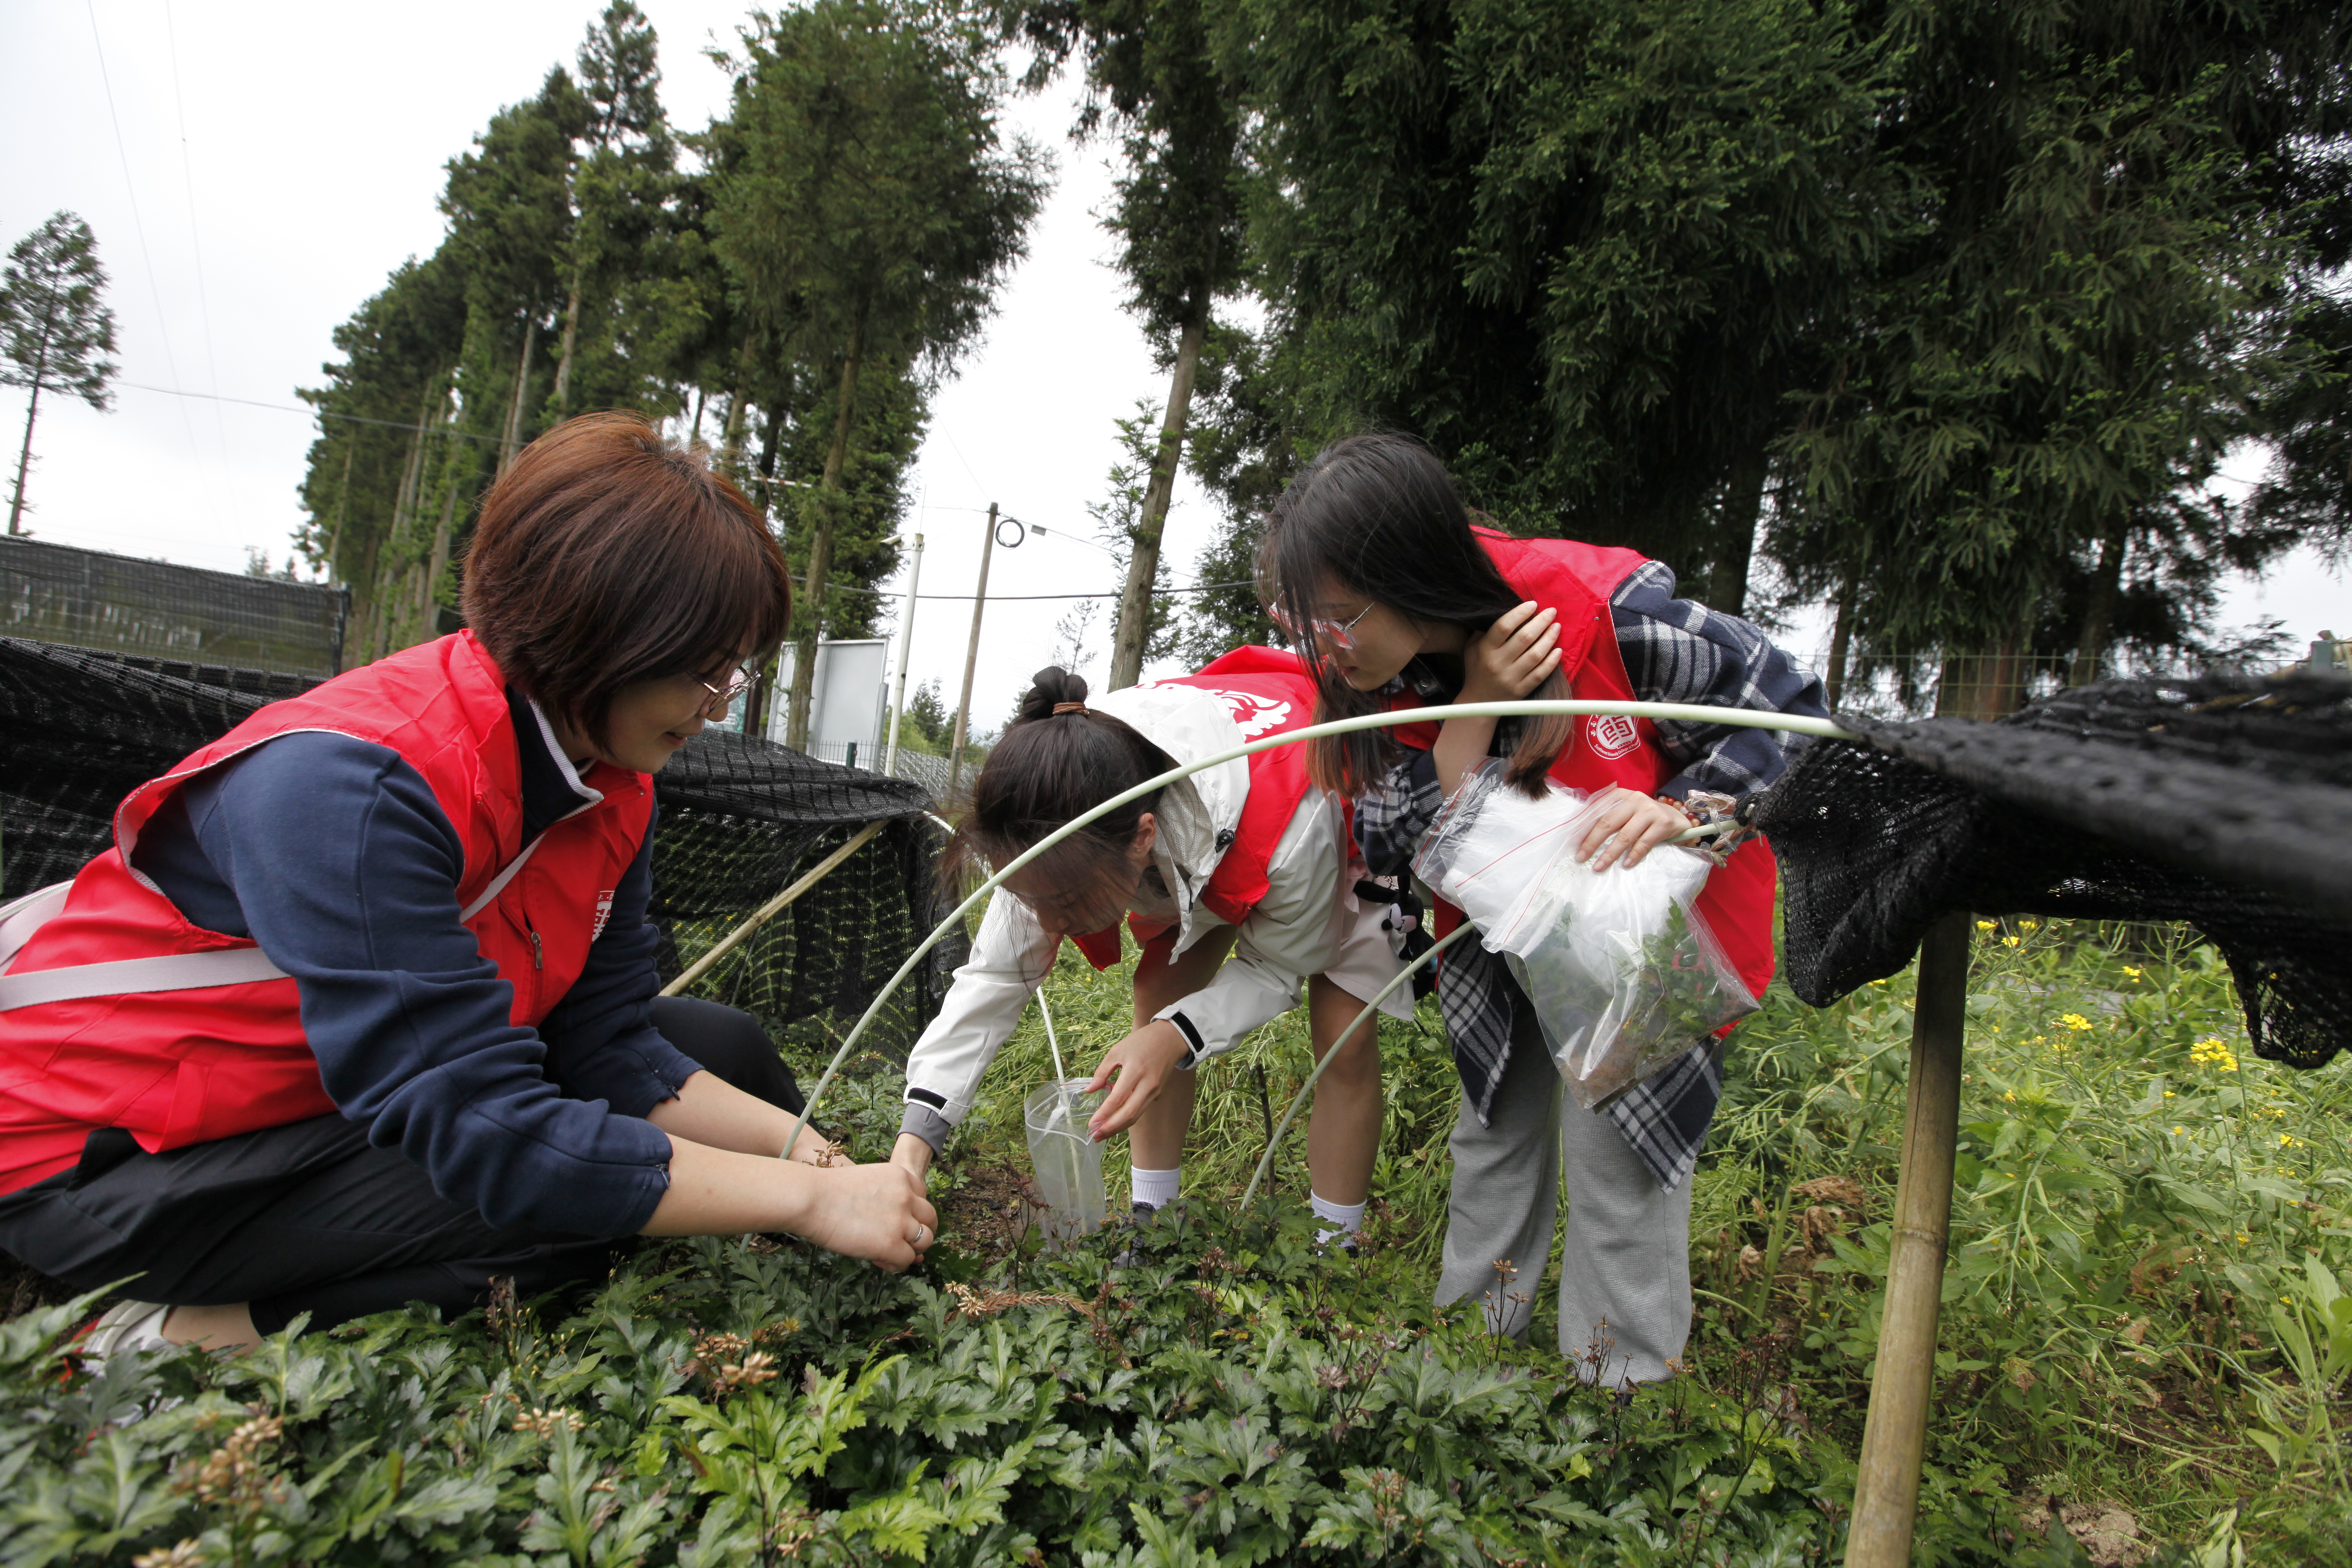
[695, 663, 755, 715]
[1273, 600, 1377, 652]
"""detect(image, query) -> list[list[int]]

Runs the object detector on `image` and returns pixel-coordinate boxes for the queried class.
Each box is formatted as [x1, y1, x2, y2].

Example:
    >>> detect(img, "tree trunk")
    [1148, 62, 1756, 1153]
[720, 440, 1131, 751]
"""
[2069, 511, 2130, 687]
[785, 324, 864, 751]
[8, 305, 58, 534]
[741, 387, 794, 730]
[8, 381, 42, 536]
[421, 476, 461, 640]
[1938, 629, 2029, 720]
[1108, 308, 1210, 690]
[498, 319, 537, 475]
[1712, 446, 1768, 617]
[552, 258, 585, 417]
[324, 442, 355, 582]
[1825, 568, 1857, 711]
[689, 384, 707, 446]
[720, 338, 757, 476]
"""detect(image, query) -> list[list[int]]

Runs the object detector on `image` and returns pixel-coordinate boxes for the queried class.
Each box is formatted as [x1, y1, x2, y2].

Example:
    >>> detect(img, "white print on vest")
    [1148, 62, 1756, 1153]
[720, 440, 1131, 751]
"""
[1585, 712, 1642, 760]
[1202, 689, 1291, 738]
[592, 889, 617, 942]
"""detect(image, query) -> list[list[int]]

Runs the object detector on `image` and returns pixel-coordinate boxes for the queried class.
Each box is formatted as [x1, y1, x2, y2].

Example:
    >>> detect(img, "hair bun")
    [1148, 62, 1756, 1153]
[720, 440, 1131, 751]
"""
[1016, 666, 1091, 724]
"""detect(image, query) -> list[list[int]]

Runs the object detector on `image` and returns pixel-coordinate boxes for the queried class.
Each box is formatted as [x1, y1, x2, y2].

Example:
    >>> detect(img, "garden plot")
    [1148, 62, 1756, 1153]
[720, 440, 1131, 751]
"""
[0, 919, 2343, 1565]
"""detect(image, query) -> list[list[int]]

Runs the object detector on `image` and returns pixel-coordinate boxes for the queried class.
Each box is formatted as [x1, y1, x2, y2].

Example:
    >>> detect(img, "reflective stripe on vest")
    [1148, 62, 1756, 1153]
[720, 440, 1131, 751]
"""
[0, 835, 547, 1014]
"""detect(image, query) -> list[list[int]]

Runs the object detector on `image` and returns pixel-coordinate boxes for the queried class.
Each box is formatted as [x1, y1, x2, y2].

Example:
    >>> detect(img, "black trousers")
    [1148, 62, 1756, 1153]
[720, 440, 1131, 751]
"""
[0, 997, 802, 1335]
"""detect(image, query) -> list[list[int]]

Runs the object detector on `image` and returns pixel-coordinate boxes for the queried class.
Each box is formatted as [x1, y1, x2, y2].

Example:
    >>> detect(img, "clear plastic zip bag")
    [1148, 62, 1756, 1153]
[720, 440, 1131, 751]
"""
[1411, 760, 1759, 1110]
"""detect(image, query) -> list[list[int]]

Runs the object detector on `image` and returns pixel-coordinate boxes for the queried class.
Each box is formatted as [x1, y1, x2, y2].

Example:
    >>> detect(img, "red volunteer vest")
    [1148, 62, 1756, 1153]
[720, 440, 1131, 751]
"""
[0, 632, 654, 1194]
[1068, 647, 1328, 970]
[1388, 530, 1779, 1003]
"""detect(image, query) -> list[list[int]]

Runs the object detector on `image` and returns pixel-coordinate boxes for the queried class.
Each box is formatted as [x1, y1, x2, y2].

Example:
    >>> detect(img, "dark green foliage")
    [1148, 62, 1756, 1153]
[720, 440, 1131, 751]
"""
[0, 1205, 1966, 1566]
[1204, 0, 2348, 693]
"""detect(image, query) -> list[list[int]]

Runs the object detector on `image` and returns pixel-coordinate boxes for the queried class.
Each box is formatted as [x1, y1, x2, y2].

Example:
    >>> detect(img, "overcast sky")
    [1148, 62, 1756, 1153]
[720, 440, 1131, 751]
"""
[5, 0, 2344, 726]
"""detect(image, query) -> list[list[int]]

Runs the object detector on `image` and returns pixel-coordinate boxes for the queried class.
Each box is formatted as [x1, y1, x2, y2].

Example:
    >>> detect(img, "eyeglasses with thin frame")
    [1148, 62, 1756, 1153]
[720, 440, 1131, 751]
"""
[695, 663, 755, 716]
[1273, 600, 1377, 652]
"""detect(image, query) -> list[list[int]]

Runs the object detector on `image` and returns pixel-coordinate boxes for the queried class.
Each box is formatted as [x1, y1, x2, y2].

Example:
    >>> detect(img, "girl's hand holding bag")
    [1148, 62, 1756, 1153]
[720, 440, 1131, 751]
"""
[1413, 759, 1759, 1110]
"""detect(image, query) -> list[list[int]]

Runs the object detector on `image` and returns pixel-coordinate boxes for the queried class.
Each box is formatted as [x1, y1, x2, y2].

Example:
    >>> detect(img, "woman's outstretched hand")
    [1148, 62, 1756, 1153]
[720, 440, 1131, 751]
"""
[1083, 1019, 1191, 1142]
[1460, 601, 1562, 704]
[645, 1139, 936, 1271]
[1576, 786, 1692, 871]
[794, 1161, 939, 1272]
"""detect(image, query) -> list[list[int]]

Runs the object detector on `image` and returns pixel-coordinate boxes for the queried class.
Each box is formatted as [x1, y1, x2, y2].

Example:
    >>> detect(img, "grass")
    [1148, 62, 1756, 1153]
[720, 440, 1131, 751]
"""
[861, 917, 2352, 1564]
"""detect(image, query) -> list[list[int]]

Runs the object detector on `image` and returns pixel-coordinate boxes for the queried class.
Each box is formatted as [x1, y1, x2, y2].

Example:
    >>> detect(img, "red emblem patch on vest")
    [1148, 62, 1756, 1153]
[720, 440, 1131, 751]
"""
[592, 889, 616, 942]
[1585, 712, 1641, 760]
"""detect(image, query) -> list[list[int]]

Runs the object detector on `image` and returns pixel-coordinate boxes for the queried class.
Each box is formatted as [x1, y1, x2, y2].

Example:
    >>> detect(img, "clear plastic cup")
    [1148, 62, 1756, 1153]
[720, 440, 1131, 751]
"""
[1023, 1078, 1107, 1246]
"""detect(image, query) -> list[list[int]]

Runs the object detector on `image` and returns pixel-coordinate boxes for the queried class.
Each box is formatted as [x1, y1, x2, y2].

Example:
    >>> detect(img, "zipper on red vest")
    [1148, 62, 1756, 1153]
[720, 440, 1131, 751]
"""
[529, 926, 543, 969]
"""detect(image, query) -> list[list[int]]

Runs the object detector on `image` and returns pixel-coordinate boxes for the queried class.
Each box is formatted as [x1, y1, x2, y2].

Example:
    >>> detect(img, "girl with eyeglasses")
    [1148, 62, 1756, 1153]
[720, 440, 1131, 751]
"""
[0, 413, 937, 1358]
[1260, 432, 1827, 1385]
[889, 658, 1411, 1246]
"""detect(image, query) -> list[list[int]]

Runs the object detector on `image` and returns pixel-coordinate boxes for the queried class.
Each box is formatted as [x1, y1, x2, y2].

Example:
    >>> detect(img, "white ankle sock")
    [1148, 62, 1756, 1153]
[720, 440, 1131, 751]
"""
[1130, 1166, 1181, 1209]
[1310, 1192, 1367, 1243]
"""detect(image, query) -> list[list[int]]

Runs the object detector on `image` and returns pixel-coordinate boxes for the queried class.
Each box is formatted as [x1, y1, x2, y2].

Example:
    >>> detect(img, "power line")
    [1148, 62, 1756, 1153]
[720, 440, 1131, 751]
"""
[121, 380, 509, 444]
[83, 1, 211, 505]
[161, 0, 237, 522]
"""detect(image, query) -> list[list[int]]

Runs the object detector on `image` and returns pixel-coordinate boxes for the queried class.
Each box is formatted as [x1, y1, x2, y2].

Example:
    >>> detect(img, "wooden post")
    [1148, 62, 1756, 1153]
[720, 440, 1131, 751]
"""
[1847, 910, 1971, 1567]
[946, 503, 998, 802]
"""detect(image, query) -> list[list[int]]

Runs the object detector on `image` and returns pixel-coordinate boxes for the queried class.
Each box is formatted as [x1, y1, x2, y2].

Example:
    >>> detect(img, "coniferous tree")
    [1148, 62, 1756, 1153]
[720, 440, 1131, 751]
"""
[1, 213, 117, 536]
[711, 0, 1047, 749]
[1013, 0, 1248, 686]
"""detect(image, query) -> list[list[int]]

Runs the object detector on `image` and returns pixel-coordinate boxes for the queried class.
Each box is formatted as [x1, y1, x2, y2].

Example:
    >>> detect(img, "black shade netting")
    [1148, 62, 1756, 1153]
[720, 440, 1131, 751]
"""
[1754, 671, 2352, 1069]
[0, 637, 963, 1057]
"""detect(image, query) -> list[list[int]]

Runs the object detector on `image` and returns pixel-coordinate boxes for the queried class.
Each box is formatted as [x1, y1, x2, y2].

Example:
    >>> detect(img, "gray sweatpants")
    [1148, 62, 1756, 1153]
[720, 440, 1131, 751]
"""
[1435, 1004, 1696, 1386]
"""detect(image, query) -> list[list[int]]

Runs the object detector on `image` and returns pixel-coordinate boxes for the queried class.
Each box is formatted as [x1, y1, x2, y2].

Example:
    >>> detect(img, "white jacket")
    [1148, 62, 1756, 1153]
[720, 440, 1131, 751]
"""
[897, 679, 1387, 1149]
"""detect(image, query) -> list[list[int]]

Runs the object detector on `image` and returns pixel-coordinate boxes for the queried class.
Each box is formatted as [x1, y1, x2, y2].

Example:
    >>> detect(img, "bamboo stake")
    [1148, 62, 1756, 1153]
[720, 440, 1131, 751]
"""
[660, 820, 888, 998]
[1847, 910, 1972, 1568]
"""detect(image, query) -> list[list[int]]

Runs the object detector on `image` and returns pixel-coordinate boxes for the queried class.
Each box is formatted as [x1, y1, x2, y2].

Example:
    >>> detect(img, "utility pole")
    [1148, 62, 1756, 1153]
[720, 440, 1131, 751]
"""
[946, 503, 1000, 801]
[883, 531, 924, 774]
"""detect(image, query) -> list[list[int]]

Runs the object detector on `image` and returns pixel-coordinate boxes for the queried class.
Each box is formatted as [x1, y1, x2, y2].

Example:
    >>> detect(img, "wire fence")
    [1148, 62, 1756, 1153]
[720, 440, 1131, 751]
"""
[1, 536, 348, 678]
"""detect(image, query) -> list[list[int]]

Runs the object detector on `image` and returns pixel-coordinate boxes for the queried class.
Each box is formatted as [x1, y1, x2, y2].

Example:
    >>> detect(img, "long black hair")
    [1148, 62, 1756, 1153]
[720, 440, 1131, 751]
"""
[1260, 432, 1571, 796]
[946, 665, 1179, 906]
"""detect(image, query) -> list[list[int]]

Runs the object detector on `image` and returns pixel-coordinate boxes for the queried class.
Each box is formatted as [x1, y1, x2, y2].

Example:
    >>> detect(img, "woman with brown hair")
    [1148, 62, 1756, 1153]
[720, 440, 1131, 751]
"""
[0, 412, 936, 1355]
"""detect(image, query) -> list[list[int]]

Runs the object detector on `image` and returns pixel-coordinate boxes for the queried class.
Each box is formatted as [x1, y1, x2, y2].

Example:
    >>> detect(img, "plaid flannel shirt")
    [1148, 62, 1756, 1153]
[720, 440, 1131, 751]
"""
[1355, 561, 1827, 1191]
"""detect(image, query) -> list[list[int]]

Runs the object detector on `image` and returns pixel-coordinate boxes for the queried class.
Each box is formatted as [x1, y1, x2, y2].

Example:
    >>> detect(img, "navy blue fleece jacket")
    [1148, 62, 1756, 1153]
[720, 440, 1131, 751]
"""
[130, 689, 702, 1235]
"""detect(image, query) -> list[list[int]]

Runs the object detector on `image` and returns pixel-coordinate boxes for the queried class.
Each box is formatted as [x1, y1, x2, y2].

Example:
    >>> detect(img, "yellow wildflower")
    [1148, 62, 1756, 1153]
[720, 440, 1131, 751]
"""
[1977, 920, 1996, 932]
[2189, 1038, 2239, 1072]
[2020, 920, 2039, 931]
[2172, 1126, 2187, 1136]
[2059, 1013, 2094, 1032]
[2280, 1133, 2304, 1149]
[2002, 936, 2021, 949]
[2122, 966, 2142, 980]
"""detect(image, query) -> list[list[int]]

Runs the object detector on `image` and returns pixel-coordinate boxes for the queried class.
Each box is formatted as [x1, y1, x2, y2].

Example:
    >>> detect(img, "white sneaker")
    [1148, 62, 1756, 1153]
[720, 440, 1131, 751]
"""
[76, 1299, 174, 1363]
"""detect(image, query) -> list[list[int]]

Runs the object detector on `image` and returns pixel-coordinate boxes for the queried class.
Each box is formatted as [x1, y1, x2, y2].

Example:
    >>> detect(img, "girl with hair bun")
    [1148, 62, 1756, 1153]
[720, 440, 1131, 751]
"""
[891, 655, 1410, 1244]
[1260, 431, 1828, 1385]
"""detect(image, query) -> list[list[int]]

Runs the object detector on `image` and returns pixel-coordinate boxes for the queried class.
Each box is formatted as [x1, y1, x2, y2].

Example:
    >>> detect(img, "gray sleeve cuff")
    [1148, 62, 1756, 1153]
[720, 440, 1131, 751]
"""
[898, 1101, 956, 1154]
